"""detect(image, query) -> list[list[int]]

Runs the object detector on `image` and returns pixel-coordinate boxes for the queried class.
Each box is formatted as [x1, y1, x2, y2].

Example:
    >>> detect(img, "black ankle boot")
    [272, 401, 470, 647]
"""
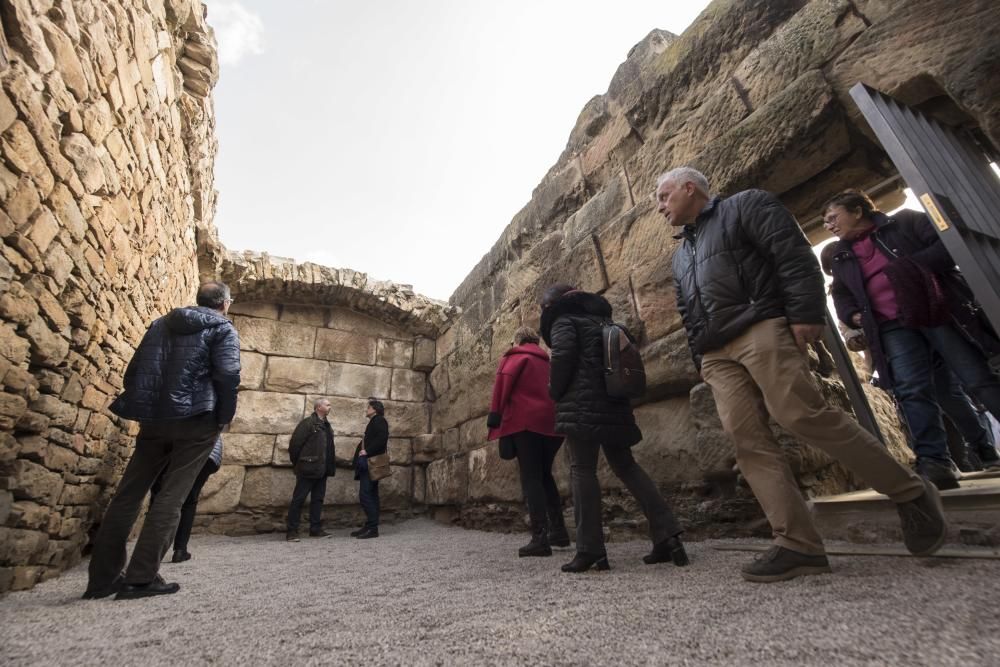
[548, 511, 570, 548]
[518, 526, 552, 557]
[643, 535, 689, 566]
[561, 552, 610, 573]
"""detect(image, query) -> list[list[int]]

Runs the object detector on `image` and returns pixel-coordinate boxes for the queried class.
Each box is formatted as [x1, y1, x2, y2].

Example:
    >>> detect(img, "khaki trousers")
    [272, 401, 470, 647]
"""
[701, 317, 924, 555]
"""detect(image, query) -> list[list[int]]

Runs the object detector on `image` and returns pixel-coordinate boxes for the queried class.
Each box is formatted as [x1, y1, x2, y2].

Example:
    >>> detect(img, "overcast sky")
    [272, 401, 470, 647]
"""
[203, 1, 709, 301]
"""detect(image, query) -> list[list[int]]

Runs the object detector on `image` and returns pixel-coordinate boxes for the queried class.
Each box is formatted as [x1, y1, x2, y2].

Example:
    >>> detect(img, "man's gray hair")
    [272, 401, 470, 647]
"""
[656, 167, 711, 196]
[314, 398, 330, 409]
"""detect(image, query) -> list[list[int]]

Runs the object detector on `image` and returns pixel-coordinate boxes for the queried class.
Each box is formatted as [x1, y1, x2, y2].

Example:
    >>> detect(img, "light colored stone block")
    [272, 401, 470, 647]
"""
[468, 444, 521, 502]
[264, 356, 328, 393]
[280, 305, 327, 326]
[328, 307, 413, 340]
[230, 391, 305, 434]
[425, 454, 468, 505]
[234, 316, 316, 358]
[384, 400, 429, 437]
[228, 302, 279, 320]
[413, 465, 427, 504]
[381, 465, 413, 509]
[239, 351, 266, 390]
[197, 465, 245, 514]
[221, 434, 275, 466]
[326, 362, 391, 399]
[413, 434, 442, 463]
[312, 395, 370, 437]
[239, 466, 297, 509]
[413, 336, 436, 371]
[377, 338, 413, 368]
[388, 437, 412, 465]
[391, 368, 425, 402]
[315, 329, 376, 365]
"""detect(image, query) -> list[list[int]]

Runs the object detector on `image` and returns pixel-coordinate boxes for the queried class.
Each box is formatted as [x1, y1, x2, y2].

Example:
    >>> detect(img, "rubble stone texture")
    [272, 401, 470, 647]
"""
[3, 0, 999, 594]
[0, 0, 221, 592]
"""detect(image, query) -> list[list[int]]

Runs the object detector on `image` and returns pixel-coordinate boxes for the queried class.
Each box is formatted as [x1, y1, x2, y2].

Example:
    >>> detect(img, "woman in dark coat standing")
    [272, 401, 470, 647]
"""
[487, 326, 567, 557]
[540, 284, 688, 572]
[352, 399, 388, 539]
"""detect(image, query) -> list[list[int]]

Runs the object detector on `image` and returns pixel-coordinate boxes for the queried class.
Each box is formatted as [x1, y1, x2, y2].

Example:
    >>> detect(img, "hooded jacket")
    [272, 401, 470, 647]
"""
[110, 306, 241, 424]
[540, 291, 642, 446]
[830, 209, 1000, 390]
[487, 343, 559, 441]
[671, 190, 825, 369]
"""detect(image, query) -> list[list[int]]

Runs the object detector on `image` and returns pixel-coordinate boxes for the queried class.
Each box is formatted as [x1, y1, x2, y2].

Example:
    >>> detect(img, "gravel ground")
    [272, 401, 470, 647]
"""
[1, 519, 998, 666]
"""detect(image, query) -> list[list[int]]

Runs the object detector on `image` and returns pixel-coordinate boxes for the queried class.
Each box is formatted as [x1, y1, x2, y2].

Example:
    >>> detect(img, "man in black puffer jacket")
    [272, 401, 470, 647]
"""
[658, 167, 945, 584]
[84, 281, 240, 601]
[540, 286, 686, 573]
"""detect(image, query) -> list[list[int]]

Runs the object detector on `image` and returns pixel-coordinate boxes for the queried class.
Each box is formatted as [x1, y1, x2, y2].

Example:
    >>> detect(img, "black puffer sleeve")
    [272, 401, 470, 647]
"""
[548, 317, 578, 401]
[211, 322, 242, 425]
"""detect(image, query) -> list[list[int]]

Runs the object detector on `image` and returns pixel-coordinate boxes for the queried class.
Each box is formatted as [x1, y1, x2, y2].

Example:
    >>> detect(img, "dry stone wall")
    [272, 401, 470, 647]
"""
[190, 250, 454, 535]
[0, 0, 218, 592]
[428, 0, 1000, 535]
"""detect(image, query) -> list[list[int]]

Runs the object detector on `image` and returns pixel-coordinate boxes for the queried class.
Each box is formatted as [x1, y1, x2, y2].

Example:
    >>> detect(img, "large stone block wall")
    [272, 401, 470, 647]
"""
[0, 0, 219, 592]
[427, 0, 1000, 533]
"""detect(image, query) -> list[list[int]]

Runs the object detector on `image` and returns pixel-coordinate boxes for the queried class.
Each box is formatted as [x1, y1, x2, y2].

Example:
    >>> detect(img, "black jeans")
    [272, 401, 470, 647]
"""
[566, 437, 681, 556]
[87, 414, 219, 589]
[150, 458, 219, 552]
[511, 432, 563, 531]
[359, 469, 380, 528]
[287, 476, 327, 533]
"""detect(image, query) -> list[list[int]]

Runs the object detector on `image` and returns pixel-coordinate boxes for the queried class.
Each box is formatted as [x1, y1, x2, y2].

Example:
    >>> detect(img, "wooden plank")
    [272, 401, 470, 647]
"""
[711, 542, 1000, 560]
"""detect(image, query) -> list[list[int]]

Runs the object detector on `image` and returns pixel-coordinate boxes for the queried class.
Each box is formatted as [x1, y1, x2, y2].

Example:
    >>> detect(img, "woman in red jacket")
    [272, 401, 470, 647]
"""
[487, 326, 567, 557]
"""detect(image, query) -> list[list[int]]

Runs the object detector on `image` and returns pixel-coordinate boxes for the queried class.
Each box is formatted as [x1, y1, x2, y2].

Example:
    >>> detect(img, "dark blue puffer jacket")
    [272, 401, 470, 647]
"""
[110, 306, 241, 424]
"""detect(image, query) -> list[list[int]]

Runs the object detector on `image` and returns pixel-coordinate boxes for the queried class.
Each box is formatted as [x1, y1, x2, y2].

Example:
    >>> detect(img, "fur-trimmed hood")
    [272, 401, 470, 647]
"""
[540, 291, 611, 346]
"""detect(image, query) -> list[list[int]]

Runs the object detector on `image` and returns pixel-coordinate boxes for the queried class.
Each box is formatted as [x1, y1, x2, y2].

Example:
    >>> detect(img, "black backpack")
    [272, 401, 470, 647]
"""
[601, 321, 646, 399]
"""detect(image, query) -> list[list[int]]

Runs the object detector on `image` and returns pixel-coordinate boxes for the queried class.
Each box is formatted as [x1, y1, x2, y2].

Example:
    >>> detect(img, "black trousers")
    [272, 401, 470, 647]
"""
[566, 438, 681, 556]
[511, 431, 564, 531]
[358, 469, 380, 528]
[287, 476, 327, 533]
[87, 414, 219, 589]
[150, 458, 219, 552]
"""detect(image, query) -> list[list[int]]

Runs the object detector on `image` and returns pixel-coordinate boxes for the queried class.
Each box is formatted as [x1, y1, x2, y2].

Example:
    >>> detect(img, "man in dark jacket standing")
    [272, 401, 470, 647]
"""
[84, 281, 240, 600]
[659, 167, 946, 583]
[286, 398, 336, 541]
[352, 399, 388, 539]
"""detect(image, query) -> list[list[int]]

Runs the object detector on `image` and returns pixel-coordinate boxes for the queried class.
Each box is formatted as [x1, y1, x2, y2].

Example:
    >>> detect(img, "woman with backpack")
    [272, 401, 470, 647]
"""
[539, 284, 688, 573]
[487, 326, 567, 558]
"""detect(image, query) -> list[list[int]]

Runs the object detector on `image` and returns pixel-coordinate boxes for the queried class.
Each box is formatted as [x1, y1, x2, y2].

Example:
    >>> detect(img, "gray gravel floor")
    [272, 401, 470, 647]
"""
[1, 519, 998, 666]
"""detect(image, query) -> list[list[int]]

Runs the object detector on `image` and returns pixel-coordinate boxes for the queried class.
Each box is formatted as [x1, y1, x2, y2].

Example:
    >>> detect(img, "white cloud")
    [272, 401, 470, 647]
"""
[205, 1, 264, 66]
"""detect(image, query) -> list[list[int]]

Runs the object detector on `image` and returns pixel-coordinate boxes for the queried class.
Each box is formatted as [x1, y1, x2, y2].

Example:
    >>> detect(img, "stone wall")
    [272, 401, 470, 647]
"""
[427, 0, 1000, 534]
[0, 0, 219, 592]
[189, 250, 454, 534]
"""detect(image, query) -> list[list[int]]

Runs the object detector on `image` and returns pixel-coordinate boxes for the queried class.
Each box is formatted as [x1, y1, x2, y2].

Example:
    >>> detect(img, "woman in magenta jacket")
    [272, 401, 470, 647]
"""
[487, 326, 567, 557]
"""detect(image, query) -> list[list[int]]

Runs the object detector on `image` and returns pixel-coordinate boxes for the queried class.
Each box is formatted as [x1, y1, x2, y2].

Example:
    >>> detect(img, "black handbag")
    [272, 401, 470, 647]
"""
[498, 436, 516, 460]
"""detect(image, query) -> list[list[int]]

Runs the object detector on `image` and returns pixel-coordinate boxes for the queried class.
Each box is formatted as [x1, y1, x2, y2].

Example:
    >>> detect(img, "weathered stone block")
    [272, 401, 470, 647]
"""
[197, 465, 245, 514]
[239, 351, 266, 390]
[391, 369, 425, 402]
[377, 338, 413, 368]
[228, 302, 279, 320]
[264, 357, 328, 393]
[280, 305, 327, 327]
[413, 337, 436, 371]
[459, 418, 488, 454]
[240, 466, 297, 509]
[328, 307, 413, 341]
[7, 460, 64, 505]
[222, 434, 275, 466]
[468, 444, 521, 502]
[425, 454, 469, 505]
[413, 466, 427, 504]
[317, 396, 371, 437]
[0, 527, 49, 565]
[234, 316, 316, 358]
[384, 400, 430, 438]
[229, 391, 305, 434]
[380, 465, 413, 509]
[326, 362, 391, 399]
[389, 437, 412, 465]
[630, 398, 701, 485]
[59, 483, 100, 505]
[315, 329, 376, 365]
[413, 433, 442, 463]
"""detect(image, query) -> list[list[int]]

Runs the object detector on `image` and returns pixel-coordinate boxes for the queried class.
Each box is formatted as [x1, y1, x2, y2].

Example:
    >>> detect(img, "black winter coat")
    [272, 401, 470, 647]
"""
[830, 209, 1000, 390]
[110, 306, 241, 424]
[540, 291, 642, 446]
[672, 190, 825, 369]
[353, 414, 389, 479]
[289, 413, 335, 479]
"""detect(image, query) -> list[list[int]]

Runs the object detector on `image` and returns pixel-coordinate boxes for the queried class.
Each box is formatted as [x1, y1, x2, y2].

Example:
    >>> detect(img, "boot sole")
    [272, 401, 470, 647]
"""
[741, 564, 832, 583]
[518, 549, 553, 557]
[115, 585, 181, 600]
[907, 482, 948, 557]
